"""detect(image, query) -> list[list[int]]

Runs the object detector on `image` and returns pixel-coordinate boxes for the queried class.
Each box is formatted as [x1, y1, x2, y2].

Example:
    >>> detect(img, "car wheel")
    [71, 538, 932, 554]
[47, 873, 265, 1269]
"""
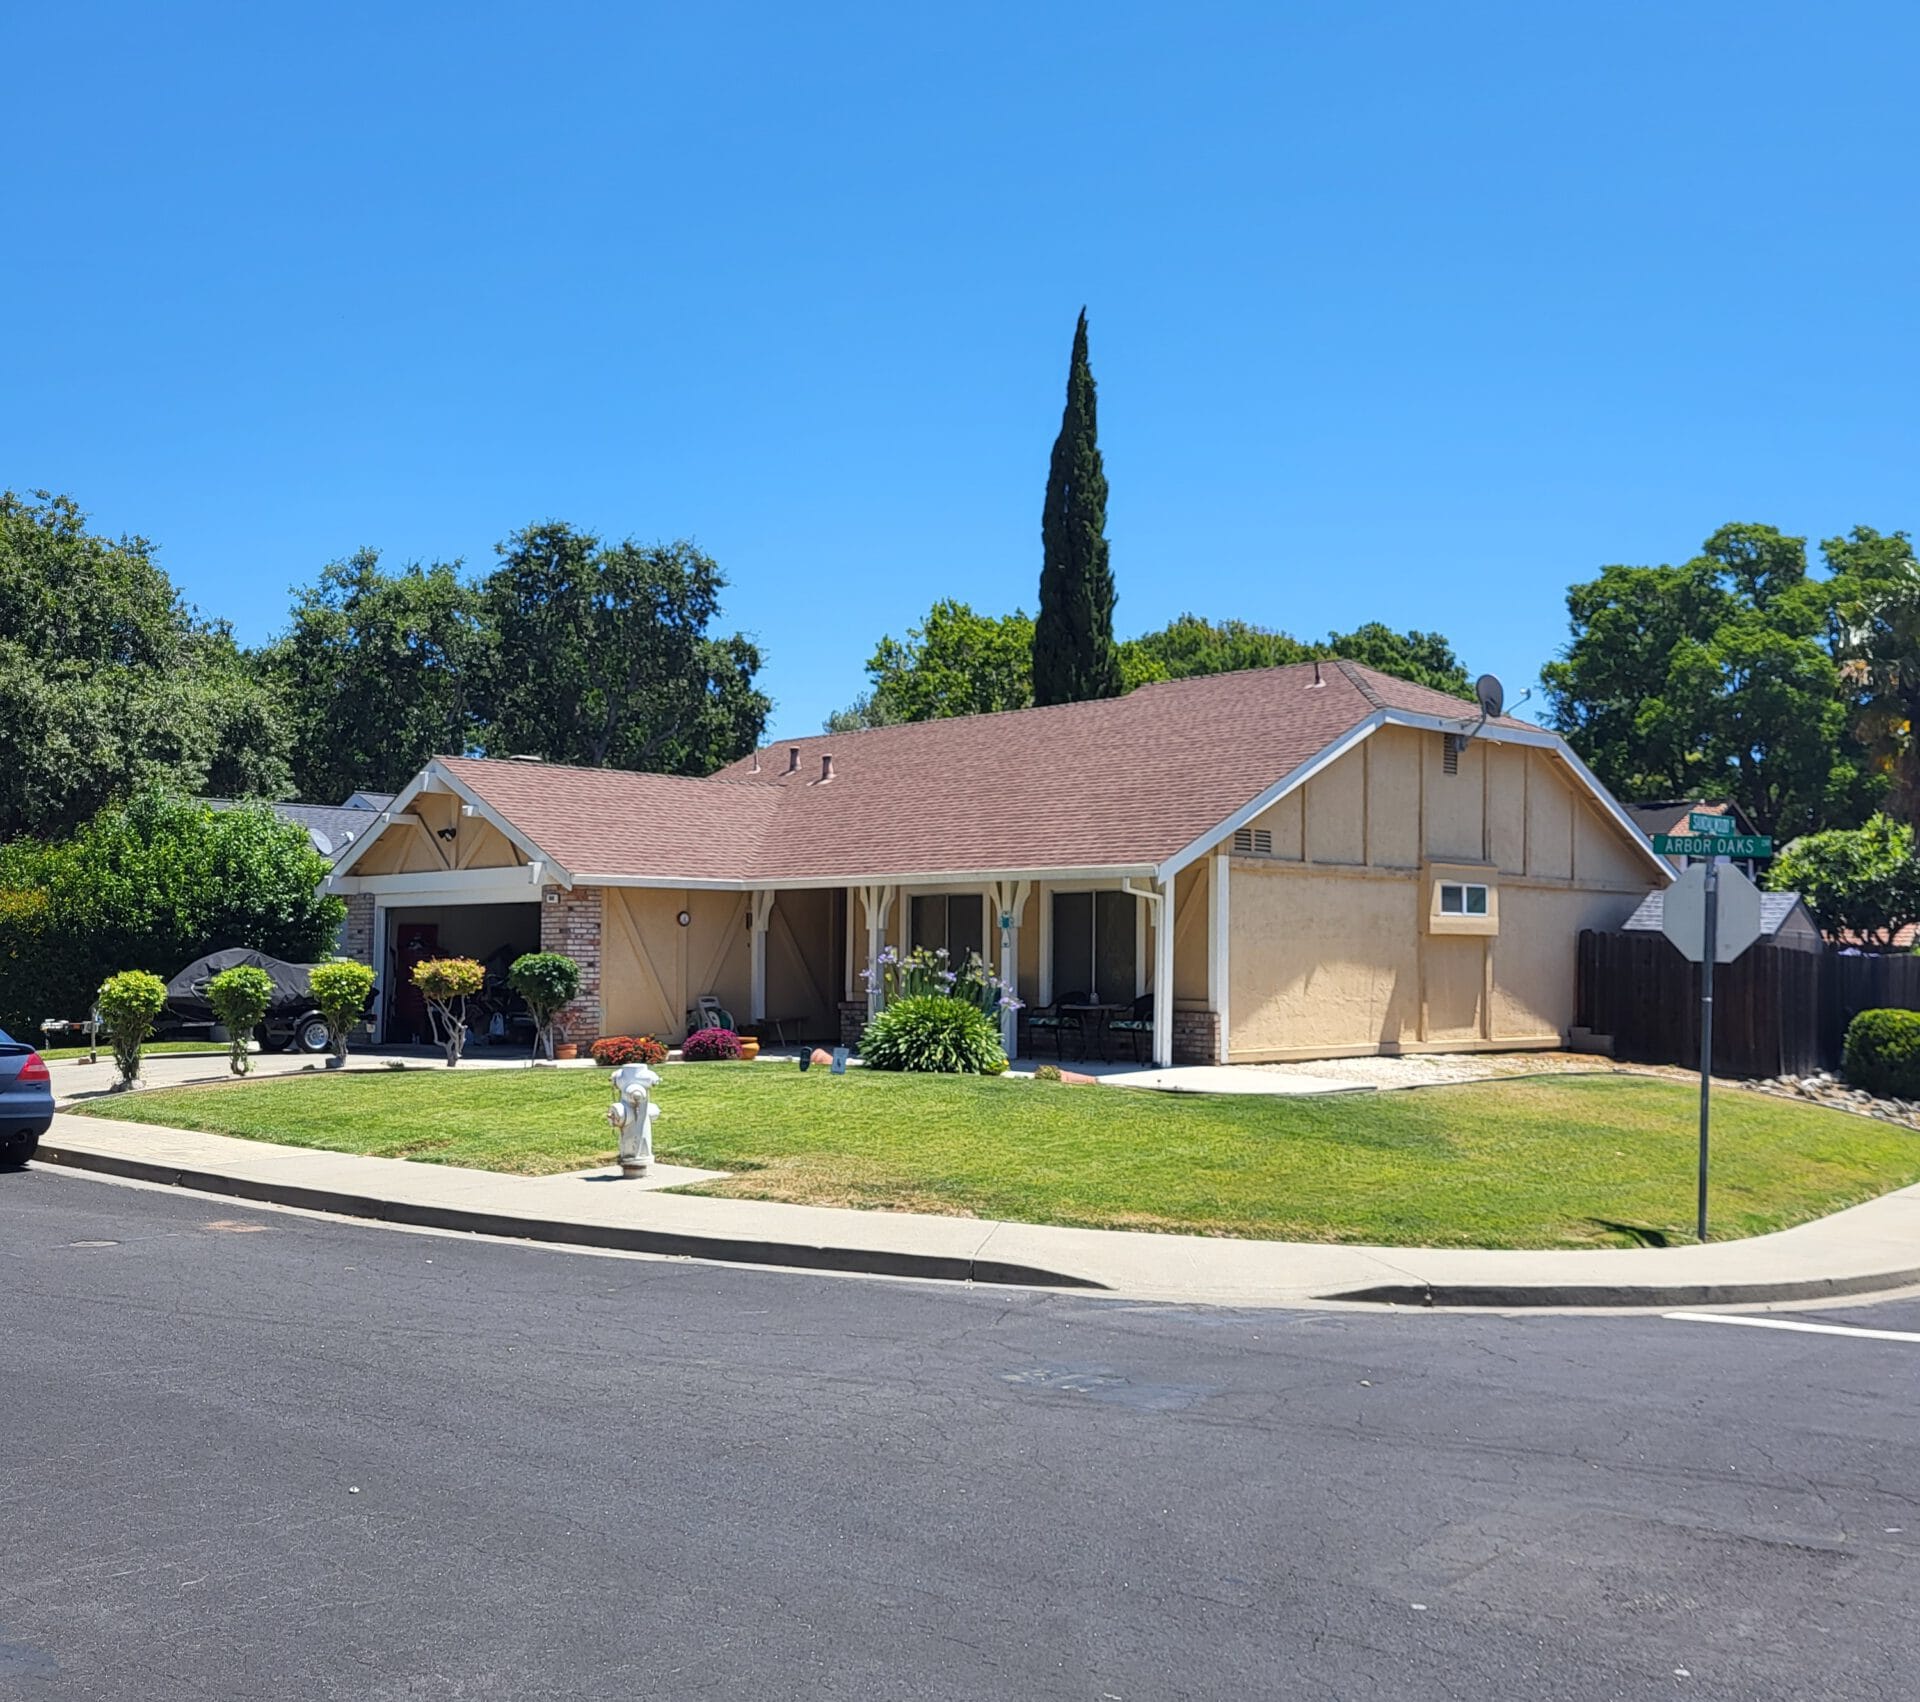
[0, 1131, 39, 1170]
[294, 1015, 333, 1054]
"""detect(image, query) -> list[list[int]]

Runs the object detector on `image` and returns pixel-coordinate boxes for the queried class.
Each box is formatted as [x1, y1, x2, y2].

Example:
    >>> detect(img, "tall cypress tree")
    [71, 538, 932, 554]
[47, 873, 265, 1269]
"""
[1032, 308, 1121, 706]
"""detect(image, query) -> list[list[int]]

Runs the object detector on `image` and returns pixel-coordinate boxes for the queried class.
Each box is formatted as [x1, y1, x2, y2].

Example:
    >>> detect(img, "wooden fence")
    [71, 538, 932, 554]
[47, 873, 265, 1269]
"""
[1576, 931, 1920, 1078]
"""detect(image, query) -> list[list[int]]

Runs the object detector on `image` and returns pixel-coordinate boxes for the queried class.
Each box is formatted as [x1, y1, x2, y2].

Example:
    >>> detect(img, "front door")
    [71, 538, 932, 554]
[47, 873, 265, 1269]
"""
[392, 923, 439, 1043]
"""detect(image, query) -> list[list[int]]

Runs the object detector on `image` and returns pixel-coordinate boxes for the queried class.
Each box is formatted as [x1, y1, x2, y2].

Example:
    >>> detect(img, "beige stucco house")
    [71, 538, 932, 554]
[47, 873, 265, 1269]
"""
[325, 659, 1672, 1066]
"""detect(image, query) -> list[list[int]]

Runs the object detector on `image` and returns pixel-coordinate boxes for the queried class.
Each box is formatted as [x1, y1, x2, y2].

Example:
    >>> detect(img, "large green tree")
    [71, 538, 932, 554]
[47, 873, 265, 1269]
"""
[1766, 814, 1920, 947]
[1119, 615, 1313, 688]
[1032, 310, 1121, 707]
[0, 789, 342, 1036]
[1826, 526, 1920, 823]
[266, 549, 482, 800]
[1543, 523, 1871, 837]
[478, 523, 768, 772]
[0, 491, 292, 838]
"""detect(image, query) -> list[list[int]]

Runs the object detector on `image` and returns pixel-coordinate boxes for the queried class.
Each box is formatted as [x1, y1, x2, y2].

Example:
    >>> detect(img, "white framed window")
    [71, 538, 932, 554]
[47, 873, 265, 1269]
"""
[1439, 882, 1489, 916]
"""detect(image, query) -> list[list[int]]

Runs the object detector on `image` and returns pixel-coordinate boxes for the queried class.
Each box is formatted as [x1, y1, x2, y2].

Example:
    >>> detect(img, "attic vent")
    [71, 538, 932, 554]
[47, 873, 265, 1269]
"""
[1233, 827, 1274, 856]
[1443, 734, 1461, 776]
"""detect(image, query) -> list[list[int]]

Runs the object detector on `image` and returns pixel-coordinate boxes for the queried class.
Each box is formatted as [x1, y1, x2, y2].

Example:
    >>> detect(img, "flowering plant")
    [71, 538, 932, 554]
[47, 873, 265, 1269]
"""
[858, 945, 1021, 1015]
[682, 1026, 744, 1062]
[591, 1035, 669, 1067]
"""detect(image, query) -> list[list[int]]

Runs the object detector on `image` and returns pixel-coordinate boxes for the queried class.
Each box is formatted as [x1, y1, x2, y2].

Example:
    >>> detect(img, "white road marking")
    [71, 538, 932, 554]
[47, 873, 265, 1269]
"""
[1665, 1311, 1920, 1343]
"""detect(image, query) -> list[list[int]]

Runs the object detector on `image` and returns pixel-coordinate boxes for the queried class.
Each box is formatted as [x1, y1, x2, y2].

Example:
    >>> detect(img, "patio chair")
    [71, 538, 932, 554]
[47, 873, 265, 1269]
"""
[1108, 993, 1154, 1063]
[1024, 991, 1090, 1060]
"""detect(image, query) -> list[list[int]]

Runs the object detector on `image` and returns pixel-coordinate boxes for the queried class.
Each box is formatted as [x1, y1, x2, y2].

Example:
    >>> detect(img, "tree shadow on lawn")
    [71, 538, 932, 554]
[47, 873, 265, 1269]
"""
[1584, 1217, 1671, 1248]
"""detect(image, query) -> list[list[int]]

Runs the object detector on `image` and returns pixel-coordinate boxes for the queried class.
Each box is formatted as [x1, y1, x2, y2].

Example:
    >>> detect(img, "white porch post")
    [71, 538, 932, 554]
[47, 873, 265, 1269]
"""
[748, 889, 775, 1023]
[990, 880, 1031, 1059]
[1152, 877, 1176, 1068]
[857, 884, 897, 1018]
[1210, 852, 1231, 1065]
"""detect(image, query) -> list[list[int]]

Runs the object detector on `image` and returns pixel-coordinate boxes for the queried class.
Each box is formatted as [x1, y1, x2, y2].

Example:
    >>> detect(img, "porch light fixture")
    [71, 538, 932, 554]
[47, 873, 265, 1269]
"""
[677, 909, 691, 927]
[435, 826, 457, 841]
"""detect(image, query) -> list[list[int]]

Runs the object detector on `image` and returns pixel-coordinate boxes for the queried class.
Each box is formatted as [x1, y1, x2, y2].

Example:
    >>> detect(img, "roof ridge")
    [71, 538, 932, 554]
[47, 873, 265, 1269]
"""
[1332, 658, 1385, 709]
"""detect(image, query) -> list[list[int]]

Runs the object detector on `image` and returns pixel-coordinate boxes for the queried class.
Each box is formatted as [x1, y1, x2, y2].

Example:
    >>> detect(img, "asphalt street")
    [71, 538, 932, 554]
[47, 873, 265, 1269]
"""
[4, 1166, 1916, 1701]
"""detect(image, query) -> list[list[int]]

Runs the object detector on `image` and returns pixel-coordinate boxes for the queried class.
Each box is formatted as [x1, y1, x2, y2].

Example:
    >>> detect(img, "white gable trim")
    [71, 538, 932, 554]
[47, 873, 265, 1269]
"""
[1153, 709, 1674, 886]
[324, 760, 575, 890]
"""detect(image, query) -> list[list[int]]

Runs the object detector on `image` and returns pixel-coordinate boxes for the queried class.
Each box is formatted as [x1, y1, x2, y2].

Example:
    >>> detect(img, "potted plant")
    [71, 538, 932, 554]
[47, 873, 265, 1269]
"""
[738, 1034, 761, 1062]
[507, 952, 582, 1063]
[310, 959, 377, 1066]
[206, 965, 274, 1077]
[97, 970, 169, 1089]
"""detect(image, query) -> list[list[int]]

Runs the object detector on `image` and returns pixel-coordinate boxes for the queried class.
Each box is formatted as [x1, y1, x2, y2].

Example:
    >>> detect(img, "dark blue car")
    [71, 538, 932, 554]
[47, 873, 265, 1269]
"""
[0, 1027, 54, 1168]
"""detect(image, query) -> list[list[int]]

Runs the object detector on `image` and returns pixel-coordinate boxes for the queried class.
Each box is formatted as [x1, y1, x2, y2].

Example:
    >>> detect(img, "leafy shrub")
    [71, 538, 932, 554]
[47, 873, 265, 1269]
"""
[1034, 1063, 1063, 1083]
[860, 993, 1008, 1074]
[207, 965, 274, 1076]
[310, 959, 376, 1062]
[97, 969, 168, 1086]
[1842, 1008, 1920, 1098]
[508, 952, 581, 1060]
[682, 1026, 742, 1061]
[0, 788, 342, 1037]
[412, 956, 486, 1065]
[592, 1035, 668, 1067]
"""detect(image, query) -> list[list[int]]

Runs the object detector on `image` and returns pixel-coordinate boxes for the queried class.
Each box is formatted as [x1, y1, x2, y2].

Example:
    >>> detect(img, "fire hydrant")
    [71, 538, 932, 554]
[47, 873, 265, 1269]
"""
[605, 1062, 662, 1177]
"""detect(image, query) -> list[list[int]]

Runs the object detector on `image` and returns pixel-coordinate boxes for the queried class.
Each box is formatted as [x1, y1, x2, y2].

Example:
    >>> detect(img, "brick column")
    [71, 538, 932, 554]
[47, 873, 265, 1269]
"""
[1171, 1008, 1221, 1066]
[339, 893, 376, 966]
[542, 887, 603, 1044]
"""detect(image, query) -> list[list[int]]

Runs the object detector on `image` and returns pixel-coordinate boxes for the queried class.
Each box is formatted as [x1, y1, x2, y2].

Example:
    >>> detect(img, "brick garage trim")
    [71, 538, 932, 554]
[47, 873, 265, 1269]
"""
[339, 893, 376, 967]
[542, 887, 603, 1043]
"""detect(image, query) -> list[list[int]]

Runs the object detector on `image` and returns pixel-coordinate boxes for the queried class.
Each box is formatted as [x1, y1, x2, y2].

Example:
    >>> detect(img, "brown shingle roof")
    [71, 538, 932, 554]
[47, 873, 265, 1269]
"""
[434, 661, 1520, 884]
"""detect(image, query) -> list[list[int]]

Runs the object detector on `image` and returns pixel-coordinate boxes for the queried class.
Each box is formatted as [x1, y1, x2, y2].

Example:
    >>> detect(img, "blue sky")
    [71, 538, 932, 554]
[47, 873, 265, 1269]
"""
[7, 2, 1916, 743]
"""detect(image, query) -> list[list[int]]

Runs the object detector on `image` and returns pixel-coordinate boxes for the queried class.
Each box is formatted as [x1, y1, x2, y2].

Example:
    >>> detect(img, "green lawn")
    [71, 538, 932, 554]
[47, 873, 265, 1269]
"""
[72, 1063, 1920, 1249]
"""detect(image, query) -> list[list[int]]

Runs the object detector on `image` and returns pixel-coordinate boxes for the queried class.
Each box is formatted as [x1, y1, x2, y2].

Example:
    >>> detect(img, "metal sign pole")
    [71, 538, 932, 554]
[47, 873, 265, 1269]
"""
[1697, 855, 1719, 1243]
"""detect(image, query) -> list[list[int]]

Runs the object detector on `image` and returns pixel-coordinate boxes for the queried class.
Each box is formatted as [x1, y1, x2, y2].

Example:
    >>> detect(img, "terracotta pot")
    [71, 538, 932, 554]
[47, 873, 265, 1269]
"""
[554, 1042, 579, 1061]
[738, 1037, 761, 1061]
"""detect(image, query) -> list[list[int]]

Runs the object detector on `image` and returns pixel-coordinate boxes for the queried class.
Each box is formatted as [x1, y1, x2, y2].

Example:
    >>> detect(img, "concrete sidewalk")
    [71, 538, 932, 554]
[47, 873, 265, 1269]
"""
[34, 1112, 1920, 1308]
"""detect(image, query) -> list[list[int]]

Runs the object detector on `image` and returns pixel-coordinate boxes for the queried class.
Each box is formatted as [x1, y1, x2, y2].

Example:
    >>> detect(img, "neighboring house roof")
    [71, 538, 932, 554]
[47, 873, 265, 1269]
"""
[207, 792, 391, 861]
[333, 659, 1670, 889]
[1622, 887, 1815, 938]
[343, 790, 396, 813]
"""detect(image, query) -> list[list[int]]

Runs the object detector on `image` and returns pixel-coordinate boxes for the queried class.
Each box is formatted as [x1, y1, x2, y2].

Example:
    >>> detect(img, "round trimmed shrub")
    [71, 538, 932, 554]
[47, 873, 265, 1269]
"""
[207, 965, 274, 1076]
[1842, 1008, 1920, 1098]
[682, 1026, 742, 1062]
[310, 959, 376, 1062]
[508, 952, 581, 1060]
[592, 1035, 669, 1067]
[860, 994, 1008, 1074]
[97, 969, 168, 1086]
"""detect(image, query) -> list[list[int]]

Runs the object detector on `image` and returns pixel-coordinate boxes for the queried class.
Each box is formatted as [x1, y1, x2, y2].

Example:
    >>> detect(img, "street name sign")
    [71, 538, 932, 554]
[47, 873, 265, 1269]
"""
[1689, 811, 1736, 834]
[1654, 833, 1773, 858]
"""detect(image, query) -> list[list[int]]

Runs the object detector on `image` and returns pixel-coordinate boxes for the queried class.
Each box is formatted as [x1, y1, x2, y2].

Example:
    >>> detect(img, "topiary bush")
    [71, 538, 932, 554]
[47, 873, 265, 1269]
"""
[682, 1026, 742, 1062]
[592, 1035, 669, 1067]
[412, 956, 486, 1066]
[207, 965, 274, 1077]
[310, 959, 376, 1063]
[507, 952, 581, 1061]
[97, 969, 169, 1087]
[860, 993, 1008, 1074]
[1842, 1008, 1920, 1098]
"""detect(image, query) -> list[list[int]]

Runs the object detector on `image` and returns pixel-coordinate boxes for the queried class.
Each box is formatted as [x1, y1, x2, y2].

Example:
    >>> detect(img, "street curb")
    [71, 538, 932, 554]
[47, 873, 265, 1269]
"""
[33, 1143, 1110, 1293]
[1325, 1269, 1920, 1309]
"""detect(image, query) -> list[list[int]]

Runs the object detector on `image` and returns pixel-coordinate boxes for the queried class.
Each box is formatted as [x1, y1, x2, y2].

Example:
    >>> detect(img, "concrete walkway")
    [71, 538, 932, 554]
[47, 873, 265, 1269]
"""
[35, 1112, 1920, 1309]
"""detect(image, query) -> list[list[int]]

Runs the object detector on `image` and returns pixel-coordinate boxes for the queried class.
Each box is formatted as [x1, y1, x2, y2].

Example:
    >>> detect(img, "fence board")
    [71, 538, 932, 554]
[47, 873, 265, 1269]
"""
[1576, 933, 1915, 1078]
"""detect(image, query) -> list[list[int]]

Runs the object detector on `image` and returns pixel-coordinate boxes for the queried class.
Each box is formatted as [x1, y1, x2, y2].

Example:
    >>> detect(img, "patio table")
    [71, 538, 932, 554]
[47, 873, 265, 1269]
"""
[1057, 1003, 1123, 1063]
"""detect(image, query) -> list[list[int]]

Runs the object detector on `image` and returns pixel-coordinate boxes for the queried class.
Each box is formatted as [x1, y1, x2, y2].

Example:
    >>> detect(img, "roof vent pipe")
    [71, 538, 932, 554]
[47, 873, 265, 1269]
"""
[787, 747, 800, 774]
[820, 753, 834, 782]
[750, 749, 760, 773]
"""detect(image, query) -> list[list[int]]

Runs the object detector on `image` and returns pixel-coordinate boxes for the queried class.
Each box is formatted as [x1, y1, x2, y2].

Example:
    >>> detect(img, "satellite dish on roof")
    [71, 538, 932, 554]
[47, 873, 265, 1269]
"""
[1474, 673, 1505, 720]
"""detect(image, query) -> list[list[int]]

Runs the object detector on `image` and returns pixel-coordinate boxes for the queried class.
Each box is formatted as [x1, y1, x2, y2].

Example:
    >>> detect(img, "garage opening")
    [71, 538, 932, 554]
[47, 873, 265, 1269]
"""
[381, 903, 542, 1047]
